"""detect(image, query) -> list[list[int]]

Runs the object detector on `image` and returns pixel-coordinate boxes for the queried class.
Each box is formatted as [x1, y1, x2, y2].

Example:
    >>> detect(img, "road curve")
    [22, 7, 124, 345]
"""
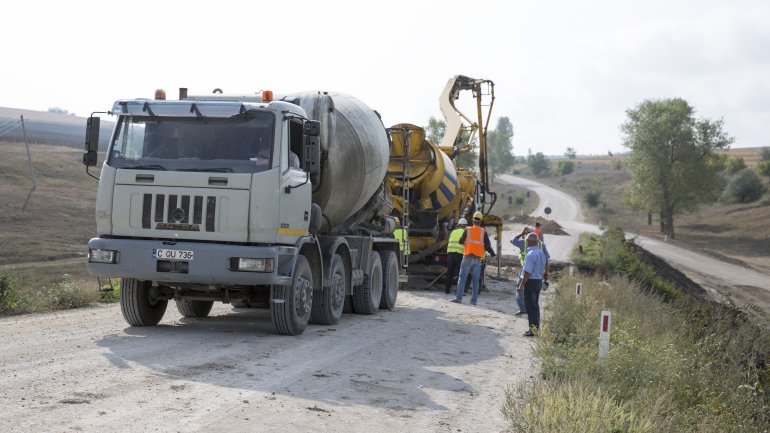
[497, 174, 770, 308]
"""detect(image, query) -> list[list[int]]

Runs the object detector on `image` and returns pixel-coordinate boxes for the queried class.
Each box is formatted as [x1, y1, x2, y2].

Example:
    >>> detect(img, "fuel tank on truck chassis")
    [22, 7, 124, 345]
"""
[280, 92, 391, 234]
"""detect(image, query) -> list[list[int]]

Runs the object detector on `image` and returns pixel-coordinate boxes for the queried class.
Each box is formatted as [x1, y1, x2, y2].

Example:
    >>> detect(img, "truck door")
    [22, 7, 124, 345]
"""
[277, 118, 312, 244]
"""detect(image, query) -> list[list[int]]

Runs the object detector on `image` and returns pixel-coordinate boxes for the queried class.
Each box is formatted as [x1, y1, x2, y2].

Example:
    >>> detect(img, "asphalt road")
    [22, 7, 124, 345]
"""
[498, 174, 770, 309]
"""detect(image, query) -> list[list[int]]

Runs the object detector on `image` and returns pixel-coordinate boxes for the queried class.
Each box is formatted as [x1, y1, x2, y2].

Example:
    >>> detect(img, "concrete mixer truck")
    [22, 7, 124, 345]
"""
[83, 88, 400, 336]
[386, 76, 503, 284]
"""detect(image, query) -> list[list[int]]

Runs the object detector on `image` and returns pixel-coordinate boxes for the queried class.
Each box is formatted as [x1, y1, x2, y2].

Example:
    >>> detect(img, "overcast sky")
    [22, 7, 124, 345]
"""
[2, 0, 768, 155]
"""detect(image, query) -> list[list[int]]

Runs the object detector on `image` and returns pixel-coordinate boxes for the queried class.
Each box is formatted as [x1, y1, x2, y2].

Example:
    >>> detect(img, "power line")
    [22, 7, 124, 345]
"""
[0, 120, 20, 137]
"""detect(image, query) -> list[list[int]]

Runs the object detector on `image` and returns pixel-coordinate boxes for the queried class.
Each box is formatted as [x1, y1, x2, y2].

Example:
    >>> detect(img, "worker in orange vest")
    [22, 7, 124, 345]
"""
[449, 211, 496, 305]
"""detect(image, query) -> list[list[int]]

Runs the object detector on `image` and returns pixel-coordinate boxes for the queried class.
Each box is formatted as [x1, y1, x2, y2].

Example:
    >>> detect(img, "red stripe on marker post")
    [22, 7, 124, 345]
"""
[602, 315, 609, 332]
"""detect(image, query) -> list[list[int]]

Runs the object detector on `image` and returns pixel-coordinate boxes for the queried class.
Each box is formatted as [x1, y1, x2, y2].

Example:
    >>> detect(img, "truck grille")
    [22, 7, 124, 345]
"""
[141, 193, 216, 232]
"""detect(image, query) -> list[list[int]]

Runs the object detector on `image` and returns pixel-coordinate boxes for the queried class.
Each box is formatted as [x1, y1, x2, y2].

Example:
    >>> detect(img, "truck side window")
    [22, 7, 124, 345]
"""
[288, 119, 303, 170]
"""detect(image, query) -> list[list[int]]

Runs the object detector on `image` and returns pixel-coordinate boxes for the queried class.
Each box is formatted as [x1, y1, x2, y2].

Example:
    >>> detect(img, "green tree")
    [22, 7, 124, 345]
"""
[527, 152, 550, 177]
[564, 147, 577, 159]
[47, 107, 75, 116]
[760, 147, 770, 161]
[554, 160, 575, 176]
[621, 98, 733, 239]
[425, 116, 446, 145]
[425, 116, 477, 169]
[488, 117, 515, 178]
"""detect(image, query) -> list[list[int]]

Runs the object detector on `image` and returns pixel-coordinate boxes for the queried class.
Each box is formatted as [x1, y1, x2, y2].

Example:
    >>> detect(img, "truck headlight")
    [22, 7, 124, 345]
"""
[232, 257, 274, 273]
[89, 249, 118, 264]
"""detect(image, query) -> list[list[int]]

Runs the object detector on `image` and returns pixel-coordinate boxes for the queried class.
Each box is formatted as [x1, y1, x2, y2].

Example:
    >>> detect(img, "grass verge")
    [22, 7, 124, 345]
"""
[503, 229, 770, 432]
[0, 270, 120, 315]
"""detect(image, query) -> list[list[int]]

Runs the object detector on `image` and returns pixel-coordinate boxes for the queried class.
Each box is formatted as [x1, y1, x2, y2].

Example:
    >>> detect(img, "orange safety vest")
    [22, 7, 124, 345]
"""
[463, 225, 486, 258]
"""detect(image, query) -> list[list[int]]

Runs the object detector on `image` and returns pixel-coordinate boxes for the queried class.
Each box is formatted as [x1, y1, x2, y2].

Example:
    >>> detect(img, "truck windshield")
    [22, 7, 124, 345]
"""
[107, 110, 274, 173]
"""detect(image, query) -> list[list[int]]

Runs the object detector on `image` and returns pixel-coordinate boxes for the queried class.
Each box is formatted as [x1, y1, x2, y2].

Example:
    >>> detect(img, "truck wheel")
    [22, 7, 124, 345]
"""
[120, 278, 167, 326]
[379, 250, 399, 310]
[311, 253, 346, 325]
[353, 251, 382, 315]
[176, 300, 214, 318]
[271, 255, 313, 335]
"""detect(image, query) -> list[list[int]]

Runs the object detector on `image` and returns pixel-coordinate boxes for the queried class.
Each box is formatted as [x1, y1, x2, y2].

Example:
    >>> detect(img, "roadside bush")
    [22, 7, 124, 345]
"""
[584, 189, 601, 208]
[513, 194, 525, 205]
[99, 278, 121, 303]
[503, 378, 655, 433]
[724, 156, 747, 175]
[572, 228, 684, 301]
[0, 273, 21, 313]
[504, 272, 770, 432]
[553, 160, 575, 176]
[756, 160, 770, 183]
[611, 159, 624, 170]
[41, 276, 100, 310]
[723, 168, 766, 203]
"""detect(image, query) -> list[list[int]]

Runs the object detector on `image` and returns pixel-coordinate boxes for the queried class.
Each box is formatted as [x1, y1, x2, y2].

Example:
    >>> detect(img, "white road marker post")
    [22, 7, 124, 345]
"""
[599, 310, 611, 362]
[569, 265, 574, 276]
[575, 282, 582, 297]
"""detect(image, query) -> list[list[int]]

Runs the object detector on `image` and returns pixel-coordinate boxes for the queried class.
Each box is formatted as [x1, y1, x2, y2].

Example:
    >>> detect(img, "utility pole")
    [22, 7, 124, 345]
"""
[20, 115, 37, 189]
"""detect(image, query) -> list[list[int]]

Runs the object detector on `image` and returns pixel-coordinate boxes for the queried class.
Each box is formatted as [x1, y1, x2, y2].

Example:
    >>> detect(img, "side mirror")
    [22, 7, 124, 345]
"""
[304, 120, 320, 137]
[303, 120, 321, 174]
[83, 116, 100, 166]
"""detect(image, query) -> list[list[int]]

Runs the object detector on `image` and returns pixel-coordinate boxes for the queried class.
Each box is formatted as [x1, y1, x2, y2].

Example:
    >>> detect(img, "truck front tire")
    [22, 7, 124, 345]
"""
[311, 253, 346, 325]
[271, 255, 313, 335]
[120, 278, 168, 326]
[176, 300, 214, 318]
[353, 251, 382, 315]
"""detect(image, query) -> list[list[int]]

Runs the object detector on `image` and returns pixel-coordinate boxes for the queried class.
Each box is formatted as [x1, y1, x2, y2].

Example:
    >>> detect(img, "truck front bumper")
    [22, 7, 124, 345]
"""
[87, 237, 295, 286]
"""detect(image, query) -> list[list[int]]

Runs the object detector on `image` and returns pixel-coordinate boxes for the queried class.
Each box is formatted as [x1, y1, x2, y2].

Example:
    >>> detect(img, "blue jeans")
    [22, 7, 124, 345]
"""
[455, 255, 482, 304]
[523, 279, 542, 330]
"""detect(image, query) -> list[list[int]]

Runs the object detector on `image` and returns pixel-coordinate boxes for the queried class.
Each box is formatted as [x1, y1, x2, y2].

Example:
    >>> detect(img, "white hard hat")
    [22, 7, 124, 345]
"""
[458, 218, 468, 226]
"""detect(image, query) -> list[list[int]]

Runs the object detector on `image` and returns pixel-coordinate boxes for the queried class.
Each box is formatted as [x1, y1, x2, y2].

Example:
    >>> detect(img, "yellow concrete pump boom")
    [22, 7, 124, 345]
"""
[438, 75, 497, 215]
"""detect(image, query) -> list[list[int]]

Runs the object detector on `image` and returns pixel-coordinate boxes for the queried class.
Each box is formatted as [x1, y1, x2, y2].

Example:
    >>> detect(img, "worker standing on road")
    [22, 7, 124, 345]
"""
[517, 233, 548, 337]
[511, 227, 551, 316]
[534, 221, 545, 241]
[444, 218, 468, 294]
[450, 211, 496, 305]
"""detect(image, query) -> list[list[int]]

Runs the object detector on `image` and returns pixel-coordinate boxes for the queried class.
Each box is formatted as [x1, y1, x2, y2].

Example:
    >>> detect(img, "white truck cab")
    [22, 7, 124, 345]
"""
[83, 89, 399, 335]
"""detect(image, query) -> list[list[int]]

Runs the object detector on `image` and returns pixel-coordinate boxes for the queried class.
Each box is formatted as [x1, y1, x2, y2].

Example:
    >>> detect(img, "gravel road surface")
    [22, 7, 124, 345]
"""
[0, 279, 538, 433]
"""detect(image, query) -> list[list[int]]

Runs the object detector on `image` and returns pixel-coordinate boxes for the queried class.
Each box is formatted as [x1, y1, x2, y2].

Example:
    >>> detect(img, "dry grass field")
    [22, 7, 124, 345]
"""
[0, 141, 100, 294]
[516, 147, 770, 274]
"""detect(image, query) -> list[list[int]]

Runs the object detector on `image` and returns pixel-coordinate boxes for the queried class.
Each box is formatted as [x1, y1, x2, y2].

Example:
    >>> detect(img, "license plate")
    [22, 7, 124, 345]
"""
[152, 248, 194, 261]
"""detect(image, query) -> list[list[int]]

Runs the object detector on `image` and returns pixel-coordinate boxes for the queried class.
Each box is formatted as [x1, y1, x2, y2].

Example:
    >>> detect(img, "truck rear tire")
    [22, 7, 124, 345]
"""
[176, 300, 214, 318]
[311, 253, 346, 325]
[353, 251, 382, 315]
[120, 278, 167, 326]
[271, 255, 313, 335]
[379, 250, 399, 310]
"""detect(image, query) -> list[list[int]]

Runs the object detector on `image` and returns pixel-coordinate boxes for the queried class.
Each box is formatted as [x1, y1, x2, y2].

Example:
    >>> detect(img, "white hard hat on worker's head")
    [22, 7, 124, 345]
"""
[472, 211, 483, 221]
[458, 218, 468, 226]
